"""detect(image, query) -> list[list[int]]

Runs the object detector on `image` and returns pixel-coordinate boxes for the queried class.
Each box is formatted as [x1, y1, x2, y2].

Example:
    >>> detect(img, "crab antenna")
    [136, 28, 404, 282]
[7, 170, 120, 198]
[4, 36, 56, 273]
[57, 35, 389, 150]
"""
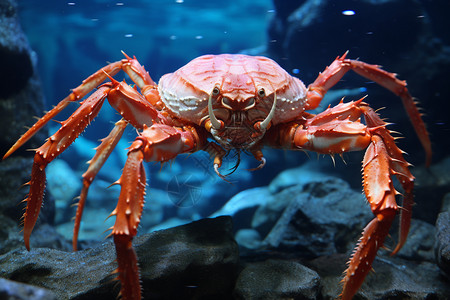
[259, 90, 277, 131]
[208, 88, 223, 130]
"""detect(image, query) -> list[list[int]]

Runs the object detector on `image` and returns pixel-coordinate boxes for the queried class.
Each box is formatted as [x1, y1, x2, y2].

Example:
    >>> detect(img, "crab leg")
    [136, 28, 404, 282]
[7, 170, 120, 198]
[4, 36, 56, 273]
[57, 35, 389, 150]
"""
[22, 85, 110, 250]
[73, 119, 128, 251]
[2, 52, 156, 160]
[306, 52, 432, 166]
[265, 99, 414, 299]
[340, 106, 414, 299]
[2, 62, 122, 160]
[111, 124, 203, 300]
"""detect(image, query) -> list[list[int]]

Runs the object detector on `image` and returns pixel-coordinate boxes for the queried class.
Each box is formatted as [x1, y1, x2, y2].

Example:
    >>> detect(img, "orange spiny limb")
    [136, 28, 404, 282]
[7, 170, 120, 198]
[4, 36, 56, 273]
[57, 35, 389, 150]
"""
[3, 95, 73, 160]
[347, 59, 432, 166]
[73, 119, 127, 251]
[22, 154, 47, 250]
[22, 86, 110, 250]
[112, 143, 146, 300]
[362, 105, 415, 255]
[340, 105, 415, 299]
[340, 211, 395, 300]
[2, 61, 123, 161]
[121, 50, 156, 87]
[114, 234, 142, 300]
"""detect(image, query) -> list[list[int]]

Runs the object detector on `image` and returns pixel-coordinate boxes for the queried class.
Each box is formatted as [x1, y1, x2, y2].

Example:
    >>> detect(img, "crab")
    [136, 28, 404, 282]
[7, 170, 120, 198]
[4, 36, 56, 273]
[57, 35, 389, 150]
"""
[3, 52, 431, 299]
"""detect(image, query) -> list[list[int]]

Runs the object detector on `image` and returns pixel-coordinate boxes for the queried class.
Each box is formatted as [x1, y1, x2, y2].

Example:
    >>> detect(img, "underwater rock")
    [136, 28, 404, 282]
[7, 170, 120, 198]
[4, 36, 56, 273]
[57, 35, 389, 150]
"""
[308, 253, 450, 299]
[435, 211, 450, 279]
[412, 156, 450, 224]
[267, 160, 335, 194]
[0, 0, 52, 255]
[137, 216, 239, 299]
[46, 159, 82, 224]
[211, 186, 273, 230]
[0, 277, 57, 300]
[233, 259, 321, 300]
[263, 177, 372, 257]
[0, 0, 46, 154]
[0, 157, 60, 254]
[0, 216, 239, 299]
[235, 228, 263, 250]
[393, 219, 436, 262]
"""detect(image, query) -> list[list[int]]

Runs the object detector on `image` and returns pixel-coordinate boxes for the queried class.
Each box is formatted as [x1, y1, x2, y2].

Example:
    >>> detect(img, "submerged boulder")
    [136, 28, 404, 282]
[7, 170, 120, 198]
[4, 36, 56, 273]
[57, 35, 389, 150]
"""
[0, 216, 239, 299]
[0, 0, 54, 254]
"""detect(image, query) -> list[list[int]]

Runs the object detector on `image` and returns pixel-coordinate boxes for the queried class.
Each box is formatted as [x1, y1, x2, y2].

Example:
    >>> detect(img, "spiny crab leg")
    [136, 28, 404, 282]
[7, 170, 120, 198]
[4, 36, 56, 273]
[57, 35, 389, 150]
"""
[2, 61, 123, 160]
[306, 52, 432, 166]
[22, 85, 111, 250]
[265, 99, 414, 299]
[341, 105, 414, 299]
[2, 51, 155, 161]
[111, 123, 201, 300]
[73, 119, 128, 251]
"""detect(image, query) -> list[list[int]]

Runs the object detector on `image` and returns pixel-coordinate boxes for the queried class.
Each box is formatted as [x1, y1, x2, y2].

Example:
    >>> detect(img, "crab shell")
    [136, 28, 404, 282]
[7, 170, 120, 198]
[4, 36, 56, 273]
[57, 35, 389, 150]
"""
[158, 54, 308, 126]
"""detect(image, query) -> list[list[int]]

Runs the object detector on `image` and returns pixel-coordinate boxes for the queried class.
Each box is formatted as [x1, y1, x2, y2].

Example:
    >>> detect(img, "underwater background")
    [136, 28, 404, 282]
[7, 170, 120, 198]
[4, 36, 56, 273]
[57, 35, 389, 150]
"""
[1, 0, 450, 299]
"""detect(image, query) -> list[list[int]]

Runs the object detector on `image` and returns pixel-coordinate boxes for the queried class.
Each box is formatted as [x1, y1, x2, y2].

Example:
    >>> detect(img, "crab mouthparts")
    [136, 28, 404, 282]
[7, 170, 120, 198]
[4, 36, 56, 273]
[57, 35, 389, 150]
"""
[207, 89, 277, 133]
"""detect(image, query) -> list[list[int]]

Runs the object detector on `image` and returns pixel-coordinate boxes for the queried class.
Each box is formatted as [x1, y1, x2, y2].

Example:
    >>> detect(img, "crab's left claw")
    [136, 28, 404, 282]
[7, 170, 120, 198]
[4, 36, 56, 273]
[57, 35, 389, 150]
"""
[340, 106, 414, 300]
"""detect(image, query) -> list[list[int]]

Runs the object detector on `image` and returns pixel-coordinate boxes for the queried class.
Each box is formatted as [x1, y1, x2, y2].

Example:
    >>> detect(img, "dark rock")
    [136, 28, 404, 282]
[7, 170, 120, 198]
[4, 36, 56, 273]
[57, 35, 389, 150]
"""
[263, 177, 372, 257]
[308, 254, 450, 299]
[0, 0, 52, 255]
[0, 277, 57, 300]
[0, 156, 60, 255]
[393, 219, 436, 262]
[0, 0, 46, 155]
[411, 156, 450, 224]
[435, 211, 450, 279]
[0, 0, 33, 99]
[136, 216, 239, 300]
[234, 259, 320, 300]
[0, 216, 239, 300]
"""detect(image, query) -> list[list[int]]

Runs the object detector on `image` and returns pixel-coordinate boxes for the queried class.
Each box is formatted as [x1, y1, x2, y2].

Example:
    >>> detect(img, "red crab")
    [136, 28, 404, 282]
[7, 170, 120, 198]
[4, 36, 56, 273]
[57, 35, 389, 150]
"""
[3, 52, 431, 299]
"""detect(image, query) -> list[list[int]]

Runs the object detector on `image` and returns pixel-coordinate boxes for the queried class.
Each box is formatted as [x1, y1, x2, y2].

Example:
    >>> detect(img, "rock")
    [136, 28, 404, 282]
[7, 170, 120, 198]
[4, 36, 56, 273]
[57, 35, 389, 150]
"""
[0, 277, 57, 300]
[308, 254, 450, 299]
[0, 216, 239, 299]
[0, 0, 52, 255]
[412, 156, 450, 224]
[268, 160, 335, 194]
[435, 211, 450, 278]
[46, 159, 82, 224]
[234, 259, 320, 300]
[263, 177, 373, 257]
[235, 228, 262, 250]
[393, 219, 435, 262]
[138, 216, 239, 299]
[0, 0, 46, 155]
[211, 186, 273, 229]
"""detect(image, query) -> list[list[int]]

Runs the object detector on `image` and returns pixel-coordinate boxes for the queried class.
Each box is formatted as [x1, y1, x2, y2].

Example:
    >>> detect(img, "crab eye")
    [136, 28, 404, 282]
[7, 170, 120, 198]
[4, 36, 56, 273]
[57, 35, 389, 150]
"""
[222, 97, 232, 109]
[258, 88, 266, 98]
[246, 97, 255, 109]
[212, 86, 220, 96]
